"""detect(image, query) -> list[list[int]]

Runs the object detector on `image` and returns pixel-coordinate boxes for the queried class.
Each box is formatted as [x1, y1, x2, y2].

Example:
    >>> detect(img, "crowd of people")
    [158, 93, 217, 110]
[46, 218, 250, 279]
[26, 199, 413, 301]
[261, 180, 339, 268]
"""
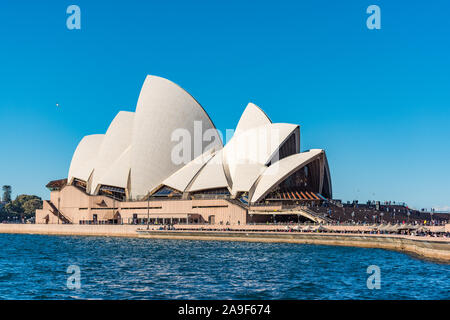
[306, 201, 448, 225]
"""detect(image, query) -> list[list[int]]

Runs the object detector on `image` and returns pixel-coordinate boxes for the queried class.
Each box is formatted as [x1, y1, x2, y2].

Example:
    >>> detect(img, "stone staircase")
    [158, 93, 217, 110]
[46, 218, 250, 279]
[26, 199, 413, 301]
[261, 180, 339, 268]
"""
[46, 200, 72, 224]
[298, 207, 333, 224]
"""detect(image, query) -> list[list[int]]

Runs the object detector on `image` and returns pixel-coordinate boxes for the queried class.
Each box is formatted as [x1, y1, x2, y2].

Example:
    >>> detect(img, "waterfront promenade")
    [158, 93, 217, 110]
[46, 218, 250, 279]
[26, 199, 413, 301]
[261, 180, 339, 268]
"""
[0, 223, 449, 262]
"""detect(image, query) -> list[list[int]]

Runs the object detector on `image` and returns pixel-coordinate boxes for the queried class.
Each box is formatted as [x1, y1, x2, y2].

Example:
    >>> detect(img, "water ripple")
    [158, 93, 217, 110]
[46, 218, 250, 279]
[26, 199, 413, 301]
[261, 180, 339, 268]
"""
[0, 234, 448, 300]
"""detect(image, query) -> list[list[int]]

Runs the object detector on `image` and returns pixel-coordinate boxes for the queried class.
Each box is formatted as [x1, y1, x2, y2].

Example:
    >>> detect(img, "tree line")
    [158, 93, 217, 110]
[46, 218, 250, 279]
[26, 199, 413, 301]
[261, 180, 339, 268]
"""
[0, 185, 43, 223]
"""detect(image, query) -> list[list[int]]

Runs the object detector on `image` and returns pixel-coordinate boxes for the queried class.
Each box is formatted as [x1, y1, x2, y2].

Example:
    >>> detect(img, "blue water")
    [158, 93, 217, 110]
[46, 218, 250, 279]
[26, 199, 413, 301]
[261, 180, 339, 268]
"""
[0, 234, 448, 300]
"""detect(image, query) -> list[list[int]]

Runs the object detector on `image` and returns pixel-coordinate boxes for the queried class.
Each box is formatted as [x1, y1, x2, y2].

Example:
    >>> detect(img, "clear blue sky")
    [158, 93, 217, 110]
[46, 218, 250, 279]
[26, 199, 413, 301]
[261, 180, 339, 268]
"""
[0, 0, 449, 210]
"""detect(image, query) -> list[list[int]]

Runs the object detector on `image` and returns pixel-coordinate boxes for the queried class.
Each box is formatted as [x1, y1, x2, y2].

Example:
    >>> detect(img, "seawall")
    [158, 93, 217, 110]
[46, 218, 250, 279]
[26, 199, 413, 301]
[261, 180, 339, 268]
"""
[0, 224, 449, 263]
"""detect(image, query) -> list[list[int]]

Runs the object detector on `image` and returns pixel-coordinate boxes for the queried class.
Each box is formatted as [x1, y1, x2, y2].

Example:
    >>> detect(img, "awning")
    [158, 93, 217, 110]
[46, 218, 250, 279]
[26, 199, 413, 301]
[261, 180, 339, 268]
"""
[314, 225, 329, 232]
[266, 191, 325, 201]
[386, 225, 399, 232]
[416, 226, 430, 233]
[396, 225, 418, 231]
[377, 224, 391, 231]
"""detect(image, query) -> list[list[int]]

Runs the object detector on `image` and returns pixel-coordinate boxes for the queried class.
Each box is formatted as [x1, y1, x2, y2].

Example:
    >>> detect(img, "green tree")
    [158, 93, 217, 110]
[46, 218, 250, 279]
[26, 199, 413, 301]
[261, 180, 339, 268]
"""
[0, 205, 6, 221]
[4, 194, 42, 222]
[22, 198, 43, 216]
[2, 185, 11, 203]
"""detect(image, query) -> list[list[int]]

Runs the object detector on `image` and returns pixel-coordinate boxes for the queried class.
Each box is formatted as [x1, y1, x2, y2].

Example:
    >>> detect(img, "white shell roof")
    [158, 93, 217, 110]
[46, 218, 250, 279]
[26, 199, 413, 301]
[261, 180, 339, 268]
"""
[129, 75, 222, 198]
[91, 111, 134, 193]
[162, 148, 217, 192]
[234, 103, 271, 135]
[187, 149, 229, 192]
[223, 121, 299, 194]
[68, 134, 104, 183]
[249, 149, 324, 203]
[66, 76, 331, 201]
[94, 146, 131, 192]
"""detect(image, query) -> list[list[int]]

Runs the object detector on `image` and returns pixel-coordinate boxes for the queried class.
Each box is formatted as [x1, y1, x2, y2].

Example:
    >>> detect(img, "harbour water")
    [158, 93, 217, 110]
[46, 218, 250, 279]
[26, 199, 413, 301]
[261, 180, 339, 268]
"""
[0, 233, 448, 300]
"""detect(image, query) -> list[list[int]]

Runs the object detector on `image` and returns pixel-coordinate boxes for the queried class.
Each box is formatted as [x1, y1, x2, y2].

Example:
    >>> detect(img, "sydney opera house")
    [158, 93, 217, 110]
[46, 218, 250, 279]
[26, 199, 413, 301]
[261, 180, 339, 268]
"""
[36, 76, 332, 225]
